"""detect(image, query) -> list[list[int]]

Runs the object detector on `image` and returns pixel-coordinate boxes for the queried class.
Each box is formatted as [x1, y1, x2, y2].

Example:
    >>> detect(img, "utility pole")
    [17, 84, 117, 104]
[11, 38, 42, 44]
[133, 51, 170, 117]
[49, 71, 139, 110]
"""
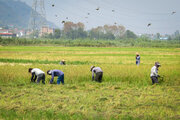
[28, 0, 46, 38]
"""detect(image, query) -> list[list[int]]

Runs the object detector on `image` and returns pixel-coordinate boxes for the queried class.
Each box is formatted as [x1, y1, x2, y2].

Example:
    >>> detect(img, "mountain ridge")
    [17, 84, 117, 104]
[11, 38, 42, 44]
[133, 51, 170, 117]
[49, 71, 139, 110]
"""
[0, 0, 57, 29]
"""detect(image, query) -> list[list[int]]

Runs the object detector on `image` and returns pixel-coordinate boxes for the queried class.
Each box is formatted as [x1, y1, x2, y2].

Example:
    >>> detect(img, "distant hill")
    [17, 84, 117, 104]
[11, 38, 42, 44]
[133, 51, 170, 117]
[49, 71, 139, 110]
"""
[0, 0, 57, 29]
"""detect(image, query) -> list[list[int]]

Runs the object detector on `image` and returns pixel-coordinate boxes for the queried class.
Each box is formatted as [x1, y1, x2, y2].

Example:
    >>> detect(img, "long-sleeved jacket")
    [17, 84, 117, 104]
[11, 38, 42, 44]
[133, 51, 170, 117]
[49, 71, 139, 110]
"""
[50, 70, 64, 82]
[136, 56, 140, 61]
[31, 68, 44, 82]
[150, 66, 158, 77]
[92, 67, 103, 79]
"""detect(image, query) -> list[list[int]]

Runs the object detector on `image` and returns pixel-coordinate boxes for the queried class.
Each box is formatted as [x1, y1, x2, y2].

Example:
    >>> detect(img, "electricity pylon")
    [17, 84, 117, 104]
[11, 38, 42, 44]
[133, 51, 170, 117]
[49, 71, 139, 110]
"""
[28, 0, 46, 36]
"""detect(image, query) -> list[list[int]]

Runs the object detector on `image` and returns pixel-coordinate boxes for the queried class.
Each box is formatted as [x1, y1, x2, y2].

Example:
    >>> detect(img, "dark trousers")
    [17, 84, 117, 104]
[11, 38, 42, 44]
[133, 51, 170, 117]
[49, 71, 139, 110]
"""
[136, 61, 140, 65]
[151, 76, 158, 85]
[57, 74, 64, 85]
[95, 72, 103, 82]
[37, 73, 45, 84]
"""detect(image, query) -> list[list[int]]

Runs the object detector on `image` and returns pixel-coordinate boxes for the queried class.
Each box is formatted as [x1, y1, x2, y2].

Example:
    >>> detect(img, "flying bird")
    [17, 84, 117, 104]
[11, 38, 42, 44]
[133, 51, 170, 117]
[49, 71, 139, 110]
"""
[114, 22, 117, 25]
[87, 13, 90, 15]
[62, 21, 65, 24]
[112, 10, 115, 12]
[147, 23, 151, 27]
[66, 17, 68, 19]
[96, 7, 100, 11]
[52, 4, 55, 7]
[171, 11, 176, 15]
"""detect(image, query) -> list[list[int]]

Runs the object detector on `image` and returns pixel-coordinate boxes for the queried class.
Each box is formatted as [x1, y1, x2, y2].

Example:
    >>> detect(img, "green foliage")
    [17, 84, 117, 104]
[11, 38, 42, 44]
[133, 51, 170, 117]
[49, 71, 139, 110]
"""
[89, 31, 115, 40]
[54, 29, 61, 39]
[65, 29, 87, 39]
[124, 30, 137, 39]
[0, 58, 97, 65]
[0, 109, 86, 120]
[0, 37, 179, 47]
[0, 58, 58, 64]
[174, 35, 180, 40]
[156, 33, 161, 39]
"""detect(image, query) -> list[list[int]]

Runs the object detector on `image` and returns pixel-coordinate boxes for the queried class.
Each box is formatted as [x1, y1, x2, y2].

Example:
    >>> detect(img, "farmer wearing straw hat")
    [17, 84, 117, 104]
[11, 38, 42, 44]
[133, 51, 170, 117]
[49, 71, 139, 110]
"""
[136, 52, 140, 65]
[60, 59, 66, 65]
[47, 69, 64, 85]
[150, 62, 161, 85]
[90, 66, 103, 83]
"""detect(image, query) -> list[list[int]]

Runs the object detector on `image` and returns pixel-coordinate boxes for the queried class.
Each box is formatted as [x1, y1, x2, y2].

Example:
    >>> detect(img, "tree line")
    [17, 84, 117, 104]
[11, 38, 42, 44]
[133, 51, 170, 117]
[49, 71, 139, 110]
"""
[42, 22, 137, 40]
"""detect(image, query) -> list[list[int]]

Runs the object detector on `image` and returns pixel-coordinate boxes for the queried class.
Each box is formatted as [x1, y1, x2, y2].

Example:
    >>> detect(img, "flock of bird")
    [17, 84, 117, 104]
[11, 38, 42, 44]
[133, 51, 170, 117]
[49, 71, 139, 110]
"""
[51, 4, 176, 27]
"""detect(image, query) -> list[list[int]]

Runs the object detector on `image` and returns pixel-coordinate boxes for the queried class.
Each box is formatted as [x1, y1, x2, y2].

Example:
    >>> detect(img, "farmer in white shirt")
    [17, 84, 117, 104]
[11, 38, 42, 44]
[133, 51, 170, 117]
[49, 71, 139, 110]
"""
[150, 62, 161, 85]
[28, 68, 45, 84]
[90, 66, 103, 83]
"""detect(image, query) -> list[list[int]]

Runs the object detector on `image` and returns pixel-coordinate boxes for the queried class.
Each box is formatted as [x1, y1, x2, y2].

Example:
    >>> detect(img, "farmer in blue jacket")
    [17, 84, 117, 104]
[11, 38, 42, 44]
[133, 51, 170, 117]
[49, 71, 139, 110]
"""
[136, 52, 140, 65]
[47, 69, 64, 85]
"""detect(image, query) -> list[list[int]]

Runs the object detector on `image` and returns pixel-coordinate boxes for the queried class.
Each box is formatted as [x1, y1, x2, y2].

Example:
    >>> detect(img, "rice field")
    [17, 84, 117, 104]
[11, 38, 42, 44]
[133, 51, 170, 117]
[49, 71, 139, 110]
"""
[0, 46, 180, 120]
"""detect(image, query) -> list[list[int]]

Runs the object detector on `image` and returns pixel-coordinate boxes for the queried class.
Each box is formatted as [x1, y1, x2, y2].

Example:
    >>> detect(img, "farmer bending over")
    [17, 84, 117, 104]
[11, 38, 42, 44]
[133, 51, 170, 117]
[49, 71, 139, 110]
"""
[150, 62, 161, 85]
[28, 68, 45, 84]
[47, 69, 64, 85]
[60, 59, 66, 65]
[90, 66, 103, 83]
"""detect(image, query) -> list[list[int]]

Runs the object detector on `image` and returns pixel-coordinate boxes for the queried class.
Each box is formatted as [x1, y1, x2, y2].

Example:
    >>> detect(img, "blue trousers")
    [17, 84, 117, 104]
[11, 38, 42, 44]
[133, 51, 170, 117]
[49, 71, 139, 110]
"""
[136, 61, 140, 65]
[57, 74, 64, 84]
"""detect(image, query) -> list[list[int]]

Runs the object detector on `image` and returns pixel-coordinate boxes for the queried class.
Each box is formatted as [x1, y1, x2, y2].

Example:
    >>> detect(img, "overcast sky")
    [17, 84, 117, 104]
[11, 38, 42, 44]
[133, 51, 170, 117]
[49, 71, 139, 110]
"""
[20, 0, 180, 35]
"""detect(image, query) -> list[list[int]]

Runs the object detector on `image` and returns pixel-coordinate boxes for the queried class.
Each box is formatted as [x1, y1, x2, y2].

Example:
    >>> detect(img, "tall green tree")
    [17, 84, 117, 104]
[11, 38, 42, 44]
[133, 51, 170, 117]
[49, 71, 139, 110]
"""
[62, 22, 87, 39]
[156, 33, 160, 39]
[124, 30, 137, 39]
[54, 29, 61, 39]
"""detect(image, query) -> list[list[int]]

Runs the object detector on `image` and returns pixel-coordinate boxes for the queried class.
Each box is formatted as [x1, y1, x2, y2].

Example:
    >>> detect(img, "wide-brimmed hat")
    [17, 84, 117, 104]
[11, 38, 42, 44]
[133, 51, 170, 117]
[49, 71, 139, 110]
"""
[47, 70, 52, 75]
[90, 66, 95, 71]
[136, 52, 139, 55]
[155, 62, 161, 66]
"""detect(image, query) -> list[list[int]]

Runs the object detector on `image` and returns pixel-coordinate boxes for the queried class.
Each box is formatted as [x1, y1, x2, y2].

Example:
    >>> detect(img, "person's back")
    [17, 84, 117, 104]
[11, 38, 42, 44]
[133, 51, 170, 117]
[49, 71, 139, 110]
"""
[47, 69, 64, 85]
[51, 70, 64, 76]
[32, 68, 45, 76]
[150, 62, 161, 85]
[92, 67, 103, 73]
[29, 68, 45, 84]
[150, 66, 158, 77]
[91, 66, 103, 83]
